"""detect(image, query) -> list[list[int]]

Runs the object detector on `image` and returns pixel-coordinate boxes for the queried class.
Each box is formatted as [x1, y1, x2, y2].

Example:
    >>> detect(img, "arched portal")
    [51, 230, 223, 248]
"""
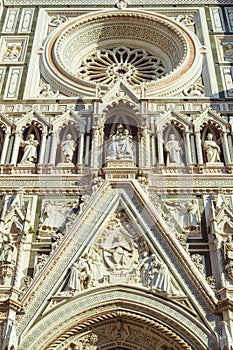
[18, 286, 215, 350]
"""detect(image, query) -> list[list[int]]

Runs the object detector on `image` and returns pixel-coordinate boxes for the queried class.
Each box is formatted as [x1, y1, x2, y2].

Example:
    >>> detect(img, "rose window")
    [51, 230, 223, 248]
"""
[40, 10, 204, 97]
[77, 47, 167, 86]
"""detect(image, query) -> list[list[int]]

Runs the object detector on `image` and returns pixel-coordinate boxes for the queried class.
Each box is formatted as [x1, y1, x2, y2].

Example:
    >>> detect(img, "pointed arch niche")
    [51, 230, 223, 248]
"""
[156, 111, 192, 167]
[17, 122, 42, 165]
[55, 122, 79, 165]
[103, 102, 141, 166]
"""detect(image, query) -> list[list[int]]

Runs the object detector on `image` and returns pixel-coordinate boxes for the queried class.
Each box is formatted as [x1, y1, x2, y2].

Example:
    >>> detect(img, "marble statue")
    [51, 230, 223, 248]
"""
[204, 133, 221, 163]
[184, 200, 200, 231]
[137, 252, 172, 294]
[20, 134, 39, 164]
[61, 134, 76, 163]
[149, 254, 172, 293]
[106, 124, 133, 160]
[103, 234, 138, 270]
[137, 251, 151, 287]
[224, 235, 233, 261]
[67, 254, 92, 294]
[164, 134, 184, 166]
[0, 235, 16, 264]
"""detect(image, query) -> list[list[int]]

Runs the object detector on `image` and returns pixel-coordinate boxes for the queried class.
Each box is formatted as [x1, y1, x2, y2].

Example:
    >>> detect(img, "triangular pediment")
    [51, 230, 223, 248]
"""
[18, 180, 218, 349]
[101, 79, 140, 106]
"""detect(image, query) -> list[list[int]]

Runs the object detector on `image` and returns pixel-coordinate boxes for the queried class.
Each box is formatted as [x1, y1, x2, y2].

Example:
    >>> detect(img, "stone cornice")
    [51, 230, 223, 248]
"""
[3, 0, 233, 6]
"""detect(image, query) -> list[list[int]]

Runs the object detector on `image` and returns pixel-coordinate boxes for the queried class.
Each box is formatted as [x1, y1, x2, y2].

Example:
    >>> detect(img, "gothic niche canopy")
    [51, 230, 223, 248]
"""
[40, 10, 204, 97]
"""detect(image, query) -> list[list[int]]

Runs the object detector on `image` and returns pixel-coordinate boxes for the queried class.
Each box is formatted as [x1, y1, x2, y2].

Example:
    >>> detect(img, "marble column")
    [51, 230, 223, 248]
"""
[11, 132, 21, 165]
[48, 132, 57, 165]
[195, 131, 203, 164]
[142, 127, 151, 167]
[78, 133, 84, 164]
[222, 131, 231, 164]
[0, 131, 10, 164]
[157, 130, 164, 165]
[38, 132, 47, 165]
[185, 131, 192, 166]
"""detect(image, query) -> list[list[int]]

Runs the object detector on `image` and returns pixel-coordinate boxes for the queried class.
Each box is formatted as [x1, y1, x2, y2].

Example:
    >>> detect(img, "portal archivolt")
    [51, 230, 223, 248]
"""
[46, 311, 193, 350]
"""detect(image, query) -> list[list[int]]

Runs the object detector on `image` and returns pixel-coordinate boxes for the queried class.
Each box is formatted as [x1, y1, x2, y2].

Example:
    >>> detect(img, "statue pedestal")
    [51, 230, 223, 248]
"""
[57, 162, 74, 167]
[205, 162, 224, 167]
[105, 159, 135, 168]
[103, 160, 138, 179]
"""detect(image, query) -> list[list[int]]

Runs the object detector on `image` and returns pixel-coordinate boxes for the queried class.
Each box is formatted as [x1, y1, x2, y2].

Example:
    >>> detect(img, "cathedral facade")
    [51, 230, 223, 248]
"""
[0, 0, 233, 349]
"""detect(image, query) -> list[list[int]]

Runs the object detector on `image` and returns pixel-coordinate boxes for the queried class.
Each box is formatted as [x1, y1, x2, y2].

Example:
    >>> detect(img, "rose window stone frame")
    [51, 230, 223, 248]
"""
[40, 10, 205, 97]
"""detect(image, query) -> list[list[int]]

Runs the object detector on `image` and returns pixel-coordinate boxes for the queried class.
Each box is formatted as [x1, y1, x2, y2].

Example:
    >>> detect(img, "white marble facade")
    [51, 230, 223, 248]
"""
[1, 2, 233, 350]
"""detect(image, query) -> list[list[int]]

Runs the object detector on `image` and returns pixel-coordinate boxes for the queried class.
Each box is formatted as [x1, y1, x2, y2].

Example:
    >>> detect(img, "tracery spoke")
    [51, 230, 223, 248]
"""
[78, 46, 166, 86]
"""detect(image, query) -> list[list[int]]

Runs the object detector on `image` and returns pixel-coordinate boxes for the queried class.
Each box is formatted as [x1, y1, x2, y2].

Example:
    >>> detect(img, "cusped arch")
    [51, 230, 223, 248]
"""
[193, 108, 228, 133]
[157, 110, 192, 133]
[18, 285, 217, 350]
[15, 111, 49, 134]
[102, 100, 140, 120]
[52, 110, 86, 134]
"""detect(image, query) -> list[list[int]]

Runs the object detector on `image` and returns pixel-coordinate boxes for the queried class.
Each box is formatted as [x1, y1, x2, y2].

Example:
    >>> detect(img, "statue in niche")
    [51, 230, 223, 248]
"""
[183, 200, 200, 231]
[0, 235, 16, 264]
[66, 253, 92, 294]
[102, 233, 138, 271]
[20, 134, 39, 164]
[164, 134, 184, 166]
[204, 133, 221, 163]
[106, 123, 133, 161]
[61, 134, 76, 163]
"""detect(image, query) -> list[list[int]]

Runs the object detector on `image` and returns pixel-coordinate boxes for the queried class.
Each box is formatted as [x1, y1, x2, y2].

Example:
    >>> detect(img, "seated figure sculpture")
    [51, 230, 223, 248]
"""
[106, 124, 133, 160]
[204, 133, 221, 163]
[20, 134, 39, 164]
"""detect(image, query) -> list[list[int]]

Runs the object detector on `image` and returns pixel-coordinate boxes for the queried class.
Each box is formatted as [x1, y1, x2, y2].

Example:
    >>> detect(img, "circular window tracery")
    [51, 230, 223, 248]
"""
[78, 46, 167, 86]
